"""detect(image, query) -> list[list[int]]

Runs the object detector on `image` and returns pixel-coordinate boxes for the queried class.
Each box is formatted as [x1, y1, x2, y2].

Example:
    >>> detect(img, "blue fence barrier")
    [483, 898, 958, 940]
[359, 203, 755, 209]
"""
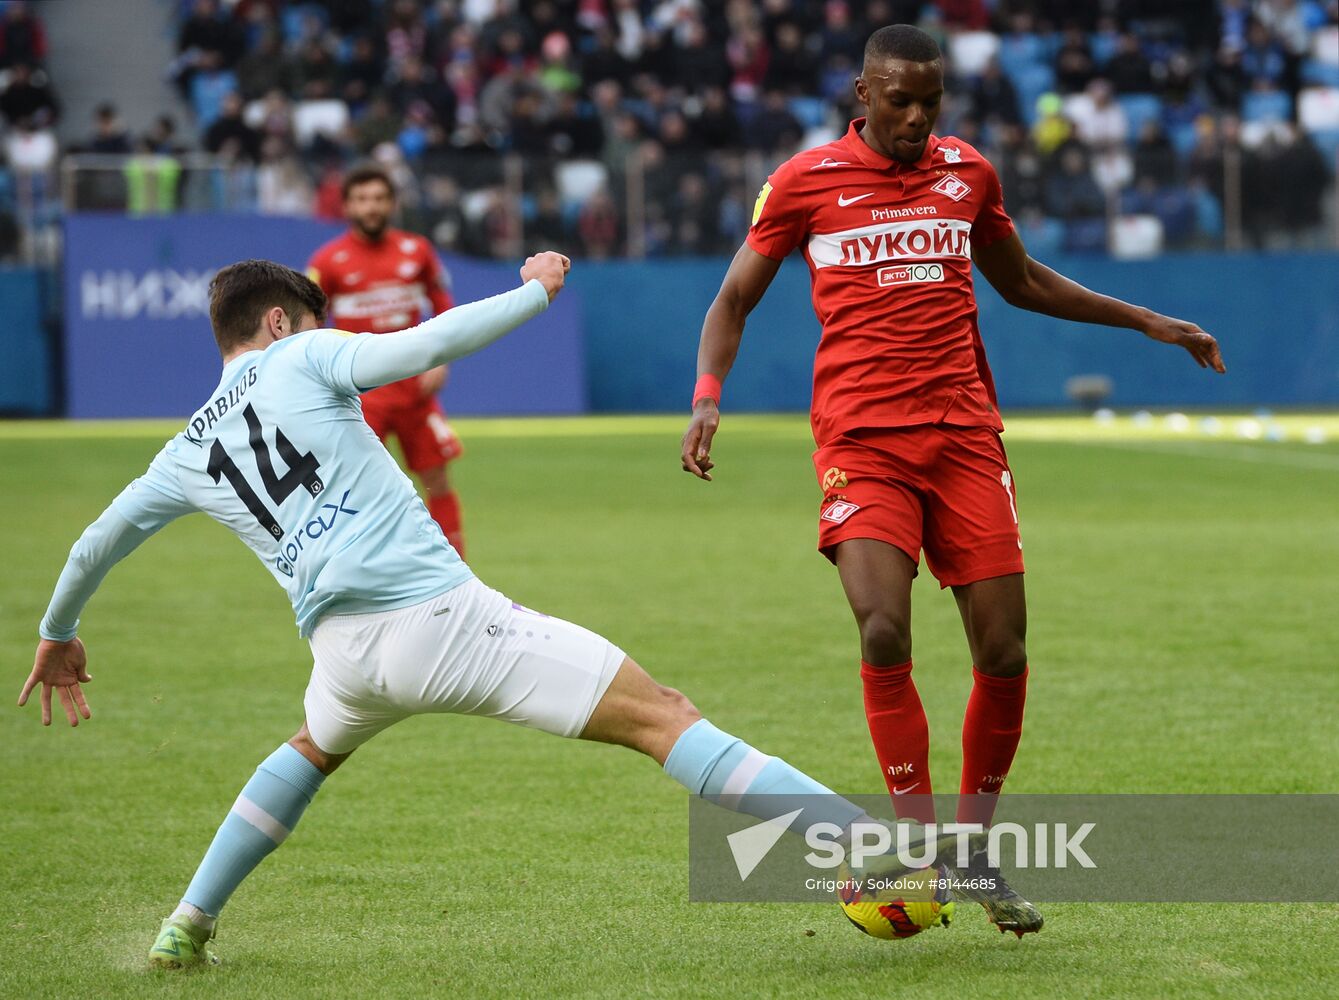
[575, 251, 1339, 412]
[33, 215, 1339, 418]
[0, 267, 52, 415]
[62, 215, 585, 419]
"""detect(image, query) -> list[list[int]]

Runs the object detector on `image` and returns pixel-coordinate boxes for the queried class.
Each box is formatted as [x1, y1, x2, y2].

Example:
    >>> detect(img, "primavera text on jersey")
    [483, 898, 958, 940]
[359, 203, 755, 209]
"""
[747, 119, 1015, 445]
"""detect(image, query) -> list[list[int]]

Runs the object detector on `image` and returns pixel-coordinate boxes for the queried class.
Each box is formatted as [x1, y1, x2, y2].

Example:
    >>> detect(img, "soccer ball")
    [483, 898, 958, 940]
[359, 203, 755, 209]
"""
[837, 864, 955, 940]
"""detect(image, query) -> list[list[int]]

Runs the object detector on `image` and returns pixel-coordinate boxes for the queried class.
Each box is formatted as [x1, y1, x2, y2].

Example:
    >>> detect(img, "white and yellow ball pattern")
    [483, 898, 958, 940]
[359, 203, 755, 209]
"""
[837, 865, 955, 940]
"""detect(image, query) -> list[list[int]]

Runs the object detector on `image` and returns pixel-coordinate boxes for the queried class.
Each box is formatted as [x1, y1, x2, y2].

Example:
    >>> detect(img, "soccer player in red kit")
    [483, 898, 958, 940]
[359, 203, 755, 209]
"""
[680, 25, 1225, 934]
[307, 164, 468, 554]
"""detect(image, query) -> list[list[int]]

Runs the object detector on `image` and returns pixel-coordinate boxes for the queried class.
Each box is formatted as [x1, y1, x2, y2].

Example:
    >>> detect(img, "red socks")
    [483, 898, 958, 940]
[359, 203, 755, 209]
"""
[428, 491, 465, 558]
[861, 660, 935, 823]
[957, 666, 1028, 827]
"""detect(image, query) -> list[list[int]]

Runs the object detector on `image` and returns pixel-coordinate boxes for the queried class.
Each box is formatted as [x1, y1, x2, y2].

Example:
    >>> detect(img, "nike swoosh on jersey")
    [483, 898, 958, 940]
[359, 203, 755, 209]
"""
[892, 783, 921, 795]
[837, 192, 875, 207]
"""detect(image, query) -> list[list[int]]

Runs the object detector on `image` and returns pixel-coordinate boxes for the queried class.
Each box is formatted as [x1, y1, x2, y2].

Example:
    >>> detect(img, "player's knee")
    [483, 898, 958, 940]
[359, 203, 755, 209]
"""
[655, 684, 702, 731]
[289, 726, 350, 776]
[974, 634, 1028, 677]
[856, 609, 912, 665]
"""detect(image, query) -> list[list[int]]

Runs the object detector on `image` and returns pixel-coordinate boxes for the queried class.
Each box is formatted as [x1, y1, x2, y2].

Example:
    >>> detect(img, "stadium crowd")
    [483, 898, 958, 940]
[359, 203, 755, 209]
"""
[3, 0, 1338, 259]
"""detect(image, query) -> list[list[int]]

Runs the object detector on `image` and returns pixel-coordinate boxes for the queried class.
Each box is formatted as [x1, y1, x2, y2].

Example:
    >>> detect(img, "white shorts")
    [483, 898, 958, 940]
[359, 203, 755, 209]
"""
[304, 579, 626, 755]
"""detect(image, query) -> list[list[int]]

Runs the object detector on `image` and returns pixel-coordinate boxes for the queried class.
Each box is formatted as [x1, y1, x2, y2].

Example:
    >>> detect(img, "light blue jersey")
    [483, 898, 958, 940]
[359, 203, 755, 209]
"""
[39, 277, 549, 644]
[113, 329, 472, 636]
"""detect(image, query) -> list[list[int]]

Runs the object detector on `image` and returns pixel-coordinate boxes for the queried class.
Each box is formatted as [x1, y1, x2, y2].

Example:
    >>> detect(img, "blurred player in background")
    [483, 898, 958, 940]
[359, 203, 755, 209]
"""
[681, 25, 1225, 936]
[307, 164, 467, 554]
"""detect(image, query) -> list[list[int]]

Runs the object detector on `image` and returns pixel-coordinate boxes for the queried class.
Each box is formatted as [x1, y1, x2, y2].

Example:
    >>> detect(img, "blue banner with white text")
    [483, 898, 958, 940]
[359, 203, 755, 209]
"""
[62, 215, 586, 419]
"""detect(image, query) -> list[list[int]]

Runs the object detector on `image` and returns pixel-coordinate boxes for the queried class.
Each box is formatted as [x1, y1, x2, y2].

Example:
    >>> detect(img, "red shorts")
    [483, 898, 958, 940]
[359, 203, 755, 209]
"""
[361, 386, 462, 473]
[812, 425, 1024, 587]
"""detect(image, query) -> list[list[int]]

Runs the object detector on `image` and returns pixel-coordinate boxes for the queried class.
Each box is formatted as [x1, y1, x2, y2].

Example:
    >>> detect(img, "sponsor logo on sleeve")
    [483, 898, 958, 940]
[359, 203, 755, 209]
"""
[751, 182, 773, 226]
[821, 467, 848, 490]
[941, 144, 962, 163]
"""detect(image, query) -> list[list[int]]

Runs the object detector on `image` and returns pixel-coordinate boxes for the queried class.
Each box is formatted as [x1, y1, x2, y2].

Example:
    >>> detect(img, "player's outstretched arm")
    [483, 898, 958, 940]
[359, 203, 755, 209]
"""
[973, 233, 1226, 374]
[682, 245, 782, 480]
[18, 638, 91, 727]
[18, 505, 161, 726]
[348, 252, 570, 390]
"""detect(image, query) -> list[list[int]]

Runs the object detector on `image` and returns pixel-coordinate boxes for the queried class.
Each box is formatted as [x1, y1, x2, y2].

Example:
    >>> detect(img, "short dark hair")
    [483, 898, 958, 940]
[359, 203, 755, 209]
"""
[341, 162, 396, 201]
[864, 24, 941, 66]
[208, 259, 327, 354]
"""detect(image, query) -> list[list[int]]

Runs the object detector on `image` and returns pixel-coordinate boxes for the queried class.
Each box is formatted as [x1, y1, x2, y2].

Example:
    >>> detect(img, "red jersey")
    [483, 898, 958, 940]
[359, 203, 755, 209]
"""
[746, 119, 1015, 447]
[307, 227, 454, 406]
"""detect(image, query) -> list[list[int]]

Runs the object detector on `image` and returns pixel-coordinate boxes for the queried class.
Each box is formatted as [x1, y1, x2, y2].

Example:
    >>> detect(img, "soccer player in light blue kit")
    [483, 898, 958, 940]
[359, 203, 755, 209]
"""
[19, 255, 952, 967]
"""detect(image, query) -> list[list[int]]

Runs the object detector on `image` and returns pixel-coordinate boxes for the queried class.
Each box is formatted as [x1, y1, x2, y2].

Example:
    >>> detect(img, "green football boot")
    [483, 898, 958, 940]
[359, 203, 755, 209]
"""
[148, 916, 220, 969]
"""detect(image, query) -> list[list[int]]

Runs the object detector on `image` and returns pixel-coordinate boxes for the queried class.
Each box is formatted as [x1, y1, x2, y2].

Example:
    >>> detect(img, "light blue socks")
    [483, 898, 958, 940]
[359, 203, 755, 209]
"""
[664, 719, 866, 833]
[180, 743, 326, 920]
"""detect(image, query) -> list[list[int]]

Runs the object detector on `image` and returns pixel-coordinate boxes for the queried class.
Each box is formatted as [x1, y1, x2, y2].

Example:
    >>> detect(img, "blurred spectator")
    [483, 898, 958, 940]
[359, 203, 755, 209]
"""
[548, 91, 604, 158]
[0, 62, 57, 128]
[1054, 26, 1096, 94]
[296, 38, 340, 101]
[765, 21, 816, 94]
[1240, 19, 1287, 89]
[256, 136, 313, 215]
[1032, 93, 1072, 155]
[727, 24, 770, 102]
[1068, 79, 1129, 148]
[389, 55, 456, 129]
[0, 1, 48, 69]
[970, 58, 1021, 125]
[1208, 44, 1248, 110]
[340, 34, 387, 108]
[748, 89, 803, 153]
[204, 91, 262, 163]
[1106, 33, 1154, 94]
[1045, 143, 1106, 220]
[172, 0, 244, 97]
[1133, 121, 1180, 189]
[235, 28, 300, 102]
[356, 92, 404, 153]
[537, 31, 582, 94]
[82, 103, 132, 155]
[674, 18, 730, 93]
[995, 123, 1046, 215]
[577, 187, 620, 257]
[144, 115, 186, 156]
[693, 86, 741, 149]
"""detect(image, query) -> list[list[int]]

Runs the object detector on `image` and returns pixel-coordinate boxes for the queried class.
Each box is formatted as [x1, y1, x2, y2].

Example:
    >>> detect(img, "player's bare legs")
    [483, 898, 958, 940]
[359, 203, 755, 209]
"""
[952, 574, 1027, 679]
[947, 572, 1041, 934]
[834, 540, 935, 823]
[578, 656, 702, 762]
[835, 539, 916, 666]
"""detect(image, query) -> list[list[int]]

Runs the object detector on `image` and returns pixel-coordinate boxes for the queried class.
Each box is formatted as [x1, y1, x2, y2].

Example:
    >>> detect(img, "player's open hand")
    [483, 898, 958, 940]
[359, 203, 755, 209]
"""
[681, 401, 720, 481]
[1142, 314, 1226, 373]
[18, 638, 92, 727]
[521, 251, 571, 302]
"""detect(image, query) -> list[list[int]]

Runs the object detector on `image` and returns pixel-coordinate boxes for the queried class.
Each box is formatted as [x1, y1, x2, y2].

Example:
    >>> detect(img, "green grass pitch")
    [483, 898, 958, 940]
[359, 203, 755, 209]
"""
[2, 414, 1337, 999]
